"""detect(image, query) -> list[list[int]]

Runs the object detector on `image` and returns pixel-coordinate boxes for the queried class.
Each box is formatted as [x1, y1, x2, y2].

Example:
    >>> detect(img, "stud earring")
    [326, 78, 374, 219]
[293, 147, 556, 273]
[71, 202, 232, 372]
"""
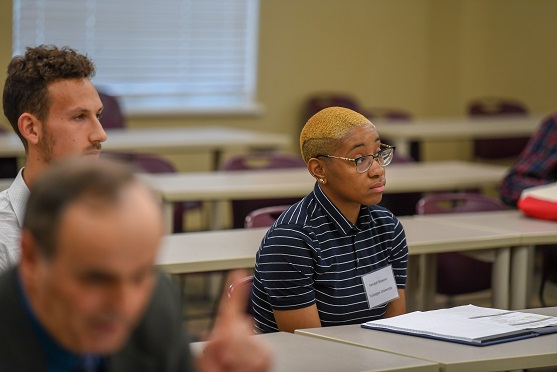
[319, 178, 325, 184]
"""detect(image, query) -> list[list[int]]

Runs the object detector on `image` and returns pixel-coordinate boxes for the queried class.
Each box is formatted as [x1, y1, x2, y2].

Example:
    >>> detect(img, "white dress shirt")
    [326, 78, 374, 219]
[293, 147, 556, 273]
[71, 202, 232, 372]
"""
[0, 169, 29, 271]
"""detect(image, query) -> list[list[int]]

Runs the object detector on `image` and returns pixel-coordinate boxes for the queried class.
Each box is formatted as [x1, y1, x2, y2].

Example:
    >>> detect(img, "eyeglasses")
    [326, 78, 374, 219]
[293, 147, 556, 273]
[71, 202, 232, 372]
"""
[317, 143, 396, 174]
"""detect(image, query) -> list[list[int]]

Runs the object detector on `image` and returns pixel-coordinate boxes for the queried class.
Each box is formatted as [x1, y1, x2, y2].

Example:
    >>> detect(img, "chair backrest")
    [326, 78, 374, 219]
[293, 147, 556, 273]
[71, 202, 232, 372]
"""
[222, 152, 306, 229]
[103, 153, 177, 173]
[416, 192, 507, 296]
[468, 97, 528, 117]
[98, 91, 126, 129]
[227, 275, 254, 315]
[416, 192, 506, 215]
[244, 205, 290, 228]
[103, 152, 192, 232]
[364, 107, 412, 121]
[467, 97, 529, 159]
[366, 107, 419, 160]
[129, 154, 177, 173]
[222, 152, 306, 171]
[304, 93, 361, 123]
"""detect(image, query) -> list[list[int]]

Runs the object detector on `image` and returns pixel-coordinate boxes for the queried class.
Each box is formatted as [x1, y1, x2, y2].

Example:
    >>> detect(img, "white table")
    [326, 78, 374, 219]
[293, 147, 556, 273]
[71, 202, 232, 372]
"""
[295, 307, 557, 372]
[0, 126, 291, 170]
[142, 161, 508, 230]
[414, 210, 557, 309]
[375, 115, 544, 157]
[400, 216, 519, 310]
[156, 216, 519, 309]
[190, 332, 438, 372]
[157, 227, 268, 274]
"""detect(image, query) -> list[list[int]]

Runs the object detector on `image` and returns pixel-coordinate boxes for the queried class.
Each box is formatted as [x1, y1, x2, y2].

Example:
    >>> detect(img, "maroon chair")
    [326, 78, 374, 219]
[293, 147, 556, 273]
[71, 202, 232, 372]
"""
[242, 205, 290, 315]
[364, 107, 412, 121]
[97, 91, 126, 129]
[304, 93, 361, 123]
[365, 107, 420, 161]
[103, 152, 199, 233]
[222, 152, 306, 229]
[540, 249, 557, 306]
[416, 192, 507, 299]
[468, 97, 530, 159]
[244, 205, 290, 228]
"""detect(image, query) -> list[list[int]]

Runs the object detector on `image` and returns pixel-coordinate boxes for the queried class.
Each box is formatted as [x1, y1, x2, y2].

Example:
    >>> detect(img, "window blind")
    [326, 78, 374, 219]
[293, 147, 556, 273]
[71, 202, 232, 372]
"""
[13, 0, 259, 113]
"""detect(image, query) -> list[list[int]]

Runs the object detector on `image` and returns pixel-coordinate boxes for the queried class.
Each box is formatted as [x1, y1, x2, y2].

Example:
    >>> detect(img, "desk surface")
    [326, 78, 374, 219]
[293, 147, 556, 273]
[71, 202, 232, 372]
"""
[0, 126, 290, 157]
[157, 227, 268, 274]
[400, 216, 521, 254]
[375, 115, 543, 141]
[417, 209, 557, 246]
[143, 161, 508, 202]
[375, 115, 544, 157]
[190, 331, 438, 372]
[295, 307, 557, 372]
[155, 214, 521, 274]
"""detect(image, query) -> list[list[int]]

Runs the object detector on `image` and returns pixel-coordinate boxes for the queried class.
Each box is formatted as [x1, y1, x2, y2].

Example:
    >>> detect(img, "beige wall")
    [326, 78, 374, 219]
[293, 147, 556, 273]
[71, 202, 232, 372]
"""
[0, 0, 12, 132]
[1, 0, 556, 167]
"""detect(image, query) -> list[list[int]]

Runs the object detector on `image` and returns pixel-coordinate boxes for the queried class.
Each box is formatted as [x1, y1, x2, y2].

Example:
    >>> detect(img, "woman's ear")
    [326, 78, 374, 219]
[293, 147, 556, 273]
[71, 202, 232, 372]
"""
[308, 158, 325, 180]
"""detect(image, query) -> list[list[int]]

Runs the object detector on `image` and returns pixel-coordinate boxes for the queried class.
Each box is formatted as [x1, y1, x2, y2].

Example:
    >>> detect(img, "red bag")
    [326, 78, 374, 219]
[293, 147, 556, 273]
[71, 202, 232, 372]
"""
[518, 183, 557, 221]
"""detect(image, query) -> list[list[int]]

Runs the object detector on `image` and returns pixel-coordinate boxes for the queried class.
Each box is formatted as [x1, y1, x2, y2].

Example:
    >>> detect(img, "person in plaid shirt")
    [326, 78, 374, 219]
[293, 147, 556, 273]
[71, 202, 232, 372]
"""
[500, 114, 557, 207]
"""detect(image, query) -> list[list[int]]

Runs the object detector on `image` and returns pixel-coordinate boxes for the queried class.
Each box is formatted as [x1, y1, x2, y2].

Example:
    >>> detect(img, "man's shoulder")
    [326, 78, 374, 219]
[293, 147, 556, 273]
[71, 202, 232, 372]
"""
[0, 267, 17, 298]
[0, 268, 46, 369]
[0, 192, 18, 223]
[110, 273, 193, 371]
[0, 191, 22, 270]
[0, 173, 27, 225]
[130, 273, 184, 342]
[0, 188, 12, 210]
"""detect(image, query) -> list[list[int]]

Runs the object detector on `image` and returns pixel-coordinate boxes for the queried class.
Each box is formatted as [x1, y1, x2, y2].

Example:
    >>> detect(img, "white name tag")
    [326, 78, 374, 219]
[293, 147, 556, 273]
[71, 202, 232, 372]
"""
[361, 265, 399, 309]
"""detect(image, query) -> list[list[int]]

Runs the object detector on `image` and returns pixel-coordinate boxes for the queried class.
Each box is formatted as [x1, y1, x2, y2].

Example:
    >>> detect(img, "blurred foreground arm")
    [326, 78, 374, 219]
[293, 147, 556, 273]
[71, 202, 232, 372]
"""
[196, 271, 272, 372]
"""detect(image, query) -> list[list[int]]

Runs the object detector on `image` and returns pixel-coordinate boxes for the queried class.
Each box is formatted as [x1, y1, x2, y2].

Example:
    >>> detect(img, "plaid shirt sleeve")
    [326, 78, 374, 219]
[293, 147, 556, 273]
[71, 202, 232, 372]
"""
[500, 114, 557, 206]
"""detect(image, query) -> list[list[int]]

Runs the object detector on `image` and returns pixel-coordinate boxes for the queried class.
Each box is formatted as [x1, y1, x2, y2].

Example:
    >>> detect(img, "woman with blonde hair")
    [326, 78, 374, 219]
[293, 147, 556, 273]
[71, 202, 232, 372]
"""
[252, 106, 408, 333]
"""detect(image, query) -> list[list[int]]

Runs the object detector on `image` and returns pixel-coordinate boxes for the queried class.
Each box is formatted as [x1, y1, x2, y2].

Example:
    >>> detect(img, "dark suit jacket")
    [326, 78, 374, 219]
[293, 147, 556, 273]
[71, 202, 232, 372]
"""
[0, 267, 194, 371]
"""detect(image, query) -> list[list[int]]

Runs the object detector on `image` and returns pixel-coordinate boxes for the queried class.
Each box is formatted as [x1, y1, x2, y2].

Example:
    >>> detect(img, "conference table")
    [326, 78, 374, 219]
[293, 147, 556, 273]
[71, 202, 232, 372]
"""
[142, 160, 508, 231]
[374, 115, 544, 157]
[294, 307, 557, 372]
[0, 126, 291, 170]
[156, 212, 526, 310]
[190, 331, 438, 372]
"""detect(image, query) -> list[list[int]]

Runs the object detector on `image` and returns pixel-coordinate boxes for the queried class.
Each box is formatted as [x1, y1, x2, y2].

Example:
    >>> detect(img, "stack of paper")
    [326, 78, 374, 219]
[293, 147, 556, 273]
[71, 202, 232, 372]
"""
[362, 305, 557, 346]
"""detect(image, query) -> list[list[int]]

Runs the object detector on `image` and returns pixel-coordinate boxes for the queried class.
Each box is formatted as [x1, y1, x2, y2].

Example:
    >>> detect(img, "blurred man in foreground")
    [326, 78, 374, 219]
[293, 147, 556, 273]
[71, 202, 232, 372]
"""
[0, 158, 270, 371]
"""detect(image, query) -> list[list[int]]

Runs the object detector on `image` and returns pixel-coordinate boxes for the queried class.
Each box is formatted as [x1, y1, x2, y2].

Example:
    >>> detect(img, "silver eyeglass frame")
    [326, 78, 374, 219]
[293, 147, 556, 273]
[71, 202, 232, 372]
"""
[317, 143, 396, 173]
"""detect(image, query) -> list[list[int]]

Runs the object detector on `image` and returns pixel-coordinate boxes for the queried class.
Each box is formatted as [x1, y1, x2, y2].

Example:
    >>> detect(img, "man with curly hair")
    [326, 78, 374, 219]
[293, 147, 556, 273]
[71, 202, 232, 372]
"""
[0, 45, 107, 271]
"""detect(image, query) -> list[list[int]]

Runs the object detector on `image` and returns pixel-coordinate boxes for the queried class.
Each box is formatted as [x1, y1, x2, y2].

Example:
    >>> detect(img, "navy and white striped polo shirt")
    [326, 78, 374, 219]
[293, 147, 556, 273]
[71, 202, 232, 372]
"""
[252, 183, 408, 333]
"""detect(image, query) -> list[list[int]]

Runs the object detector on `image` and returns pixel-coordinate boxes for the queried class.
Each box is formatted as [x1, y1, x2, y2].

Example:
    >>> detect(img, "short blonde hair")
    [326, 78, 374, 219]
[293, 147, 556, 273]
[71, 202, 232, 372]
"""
[300, 106, 374, 162]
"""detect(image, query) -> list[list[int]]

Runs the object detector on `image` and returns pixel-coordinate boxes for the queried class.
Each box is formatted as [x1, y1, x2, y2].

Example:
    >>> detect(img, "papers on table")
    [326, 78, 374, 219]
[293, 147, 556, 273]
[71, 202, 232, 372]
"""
[362, 305, 557, 346]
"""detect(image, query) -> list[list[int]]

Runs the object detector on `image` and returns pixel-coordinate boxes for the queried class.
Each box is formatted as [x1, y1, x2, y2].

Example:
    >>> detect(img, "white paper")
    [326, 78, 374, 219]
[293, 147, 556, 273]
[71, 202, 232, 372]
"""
[363, 305, 557, 343]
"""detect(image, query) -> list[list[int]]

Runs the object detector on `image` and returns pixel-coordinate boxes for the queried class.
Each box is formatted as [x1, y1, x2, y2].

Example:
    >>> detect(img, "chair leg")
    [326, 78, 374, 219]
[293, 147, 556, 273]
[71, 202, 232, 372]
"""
[209, 272, 228, 329]
[539, 273, 549, 307]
